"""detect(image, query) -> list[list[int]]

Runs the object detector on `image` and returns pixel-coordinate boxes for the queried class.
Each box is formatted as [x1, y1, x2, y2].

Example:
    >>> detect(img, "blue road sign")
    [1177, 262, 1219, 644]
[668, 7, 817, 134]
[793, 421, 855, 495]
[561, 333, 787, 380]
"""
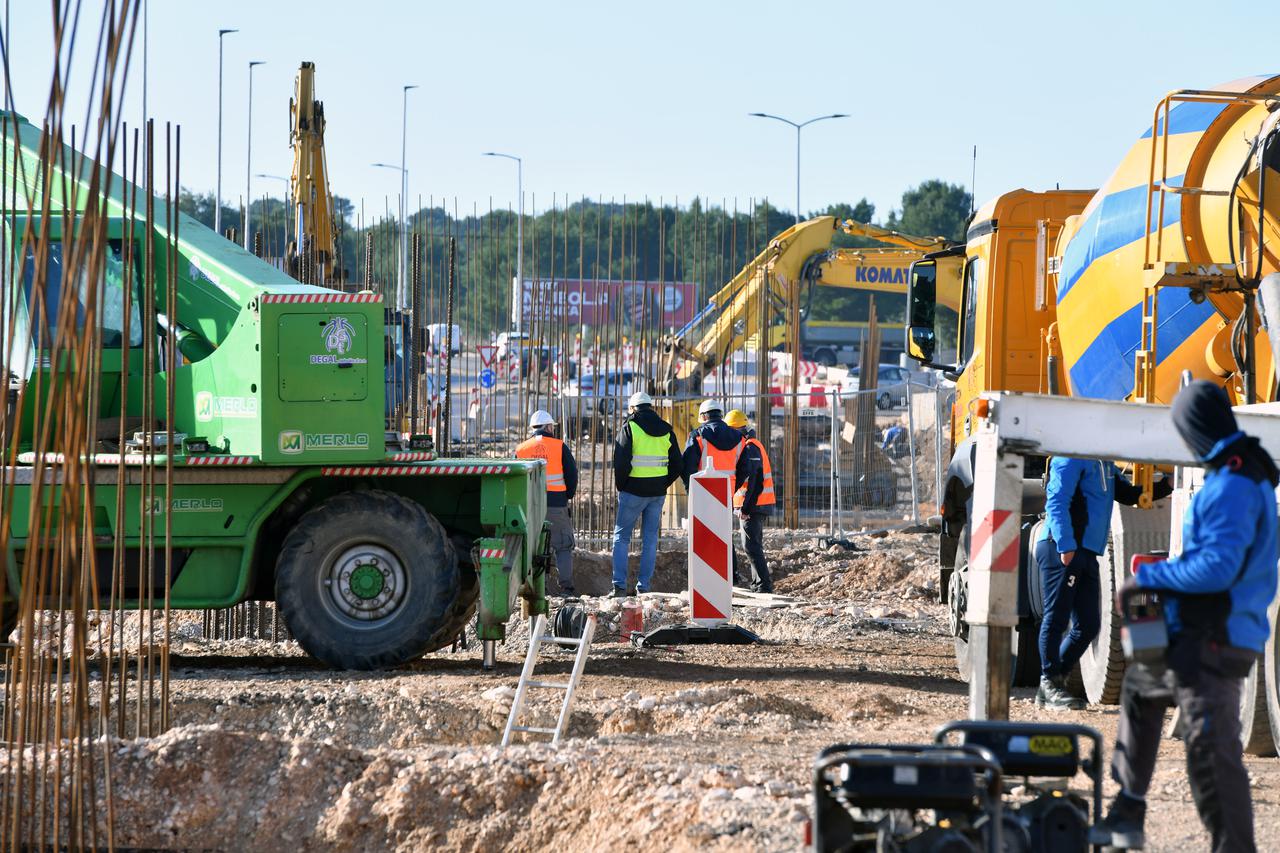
[479, 368, 496, 389]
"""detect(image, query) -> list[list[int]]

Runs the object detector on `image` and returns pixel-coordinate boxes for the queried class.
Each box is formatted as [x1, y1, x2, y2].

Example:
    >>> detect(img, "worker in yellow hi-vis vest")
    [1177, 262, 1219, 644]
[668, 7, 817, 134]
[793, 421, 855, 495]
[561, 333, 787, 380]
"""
[725, 409, 774, 593]
[516, 410, 578, 595]
[610, 392, 682, 597]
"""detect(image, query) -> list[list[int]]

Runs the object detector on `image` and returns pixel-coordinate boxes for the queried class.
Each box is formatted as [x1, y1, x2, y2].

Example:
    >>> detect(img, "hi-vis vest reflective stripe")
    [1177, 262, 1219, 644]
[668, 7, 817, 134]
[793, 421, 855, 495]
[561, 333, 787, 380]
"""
[695, 433, 743, 475]
[515, 434, 567, 492]
[628, 421, 670, 478]
[735, 437, 775, 508]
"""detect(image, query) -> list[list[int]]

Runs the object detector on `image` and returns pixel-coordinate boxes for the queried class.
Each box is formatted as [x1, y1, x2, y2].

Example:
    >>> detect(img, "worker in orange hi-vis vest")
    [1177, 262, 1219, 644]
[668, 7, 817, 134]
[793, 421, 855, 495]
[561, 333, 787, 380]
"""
[681, 400, 762, 587]
[516, 410, 579, 595]
[725, 409, 774, 593]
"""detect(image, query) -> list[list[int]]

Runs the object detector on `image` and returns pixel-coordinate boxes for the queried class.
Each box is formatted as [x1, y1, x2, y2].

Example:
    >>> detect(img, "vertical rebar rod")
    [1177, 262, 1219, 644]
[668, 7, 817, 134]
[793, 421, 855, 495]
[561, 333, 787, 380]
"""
[443, 237, 457, 453]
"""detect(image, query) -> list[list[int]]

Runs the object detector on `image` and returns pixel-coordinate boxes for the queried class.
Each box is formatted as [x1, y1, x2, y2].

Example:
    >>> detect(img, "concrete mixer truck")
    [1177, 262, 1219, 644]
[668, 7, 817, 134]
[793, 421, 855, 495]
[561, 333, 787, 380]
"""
[905, 74, 1280, 744]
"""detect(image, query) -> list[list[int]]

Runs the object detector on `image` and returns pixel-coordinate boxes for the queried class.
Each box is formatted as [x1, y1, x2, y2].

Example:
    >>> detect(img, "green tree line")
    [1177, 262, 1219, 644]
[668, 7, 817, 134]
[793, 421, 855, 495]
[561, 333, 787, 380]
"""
[178, 179, 971, 336]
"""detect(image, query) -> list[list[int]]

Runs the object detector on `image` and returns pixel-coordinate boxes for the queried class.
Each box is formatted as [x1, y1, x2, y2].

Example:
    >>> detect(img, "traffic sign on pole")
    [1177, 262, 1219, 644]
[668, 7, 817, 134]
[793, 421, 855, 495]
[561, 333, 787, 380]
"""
[479, 368, 496, 389]
[476, 344, 498, 367]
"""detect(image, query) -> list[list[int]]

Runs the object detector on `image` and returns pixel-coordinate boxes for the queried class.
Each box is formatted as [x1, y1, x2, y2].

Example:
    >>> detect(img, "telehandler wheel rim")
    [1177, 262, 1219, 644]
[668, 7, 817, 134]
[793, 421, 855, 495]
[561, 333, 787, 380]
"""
[325, 543, 407, 624]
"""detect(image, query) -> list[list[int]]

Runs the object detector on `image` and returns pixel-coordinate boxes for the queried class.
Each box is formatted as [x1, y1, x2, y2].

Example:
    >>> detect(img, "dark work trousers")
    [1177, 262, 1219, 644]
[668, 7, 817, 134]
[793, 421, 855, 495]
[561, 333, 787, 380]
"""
[733, 506, 773, 593]
[546, 506, 575, 592]
[1034, 539, 1101, 679]
[1112, 651, 1256, 853]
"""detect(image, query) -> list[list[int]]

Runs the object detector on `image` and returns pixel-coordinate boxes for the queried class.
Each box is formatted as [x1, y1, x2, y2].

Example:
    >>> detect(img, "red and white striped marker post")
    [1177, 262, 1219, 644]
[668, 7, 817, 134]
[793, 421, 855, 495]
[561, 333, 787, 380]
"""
[966, 429, 1023, 721]
[688, 468, 734, 626]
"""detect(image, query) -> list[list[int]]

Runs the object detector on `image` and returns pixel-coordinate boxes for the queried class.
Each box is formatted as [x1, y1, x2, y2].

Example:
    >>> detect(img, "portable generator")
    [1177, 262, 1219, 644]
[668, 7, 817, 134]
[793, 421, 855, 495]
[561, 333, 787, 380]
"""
[810, 741, 1004, 852]
[934, 720, 1103, 853]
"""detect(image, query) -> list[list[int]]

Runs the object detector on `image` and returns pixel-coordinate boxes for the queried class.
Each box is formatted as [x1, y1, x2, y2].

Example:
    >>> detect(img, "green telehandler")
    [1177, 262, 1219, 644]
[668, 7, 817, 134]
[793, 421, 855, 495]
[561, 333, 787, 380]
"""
[1, 113, 548, 669]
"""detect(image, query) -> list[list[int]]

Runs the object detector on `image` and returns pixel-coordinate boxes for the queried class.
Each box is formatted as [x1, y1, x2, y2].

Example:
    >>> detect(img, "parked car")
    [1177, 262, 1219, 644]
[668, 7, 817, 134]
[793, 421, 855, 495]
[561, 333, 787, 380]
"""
[842, 363, 913, 410]
[561, 369, 648, 436]
[427, 323, 462, 355]
[518, 345, 560, 378]
[495, 330, 528, 362]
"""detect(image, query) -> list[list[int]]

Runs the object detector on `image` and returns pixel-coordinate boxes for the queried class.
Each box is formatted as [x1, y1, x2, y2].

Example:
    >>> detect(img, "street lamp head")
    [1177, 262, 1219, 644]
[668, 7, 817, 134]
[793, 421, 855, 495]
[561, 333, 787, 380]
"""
[828, 113, 850, 119]
[249, 60, 265, 70]
[748, 112, 768, 117]
[404, 84, 419, 92]
[219, 28, 238, 36]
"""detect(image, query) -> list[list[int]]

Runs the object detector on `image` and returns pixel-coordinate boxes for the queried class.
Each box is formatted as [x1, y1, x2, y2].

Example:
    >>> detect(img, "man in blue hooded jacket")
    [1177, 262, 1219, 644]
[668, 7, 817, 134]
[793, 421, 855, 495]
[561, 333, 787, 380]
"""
[1035, 458, 1167, 710]
[1091, 381, 1278, 852]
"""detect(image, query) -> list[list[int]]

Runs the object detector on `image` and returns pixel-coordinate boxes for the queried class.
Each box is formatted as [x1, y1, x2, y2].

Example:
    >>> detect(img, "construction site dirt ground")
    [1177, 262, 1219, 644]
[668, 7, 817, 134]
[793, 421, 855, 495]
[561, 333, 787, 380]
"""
[37, 530, 1280, 851]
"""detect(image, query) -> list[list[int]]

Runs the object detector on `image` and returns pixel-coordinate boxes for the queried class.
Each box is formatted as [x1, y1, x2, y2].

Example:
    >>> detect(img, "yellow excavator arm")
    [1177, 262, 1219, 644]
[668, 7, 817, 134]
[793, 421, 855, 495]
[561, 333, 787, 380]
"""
[661, 216, 953, 392]
[839, 218, 954, 252]
[289, 61, 338, 284]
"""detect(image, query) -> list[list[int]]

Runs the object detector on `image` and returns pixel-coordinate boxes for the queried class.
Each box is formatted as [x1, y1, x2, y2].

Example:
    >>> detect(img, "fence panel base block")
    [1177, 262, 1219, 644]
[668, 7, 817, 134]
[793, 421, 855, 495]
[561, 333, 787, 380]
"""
[637, 623, 760, 647]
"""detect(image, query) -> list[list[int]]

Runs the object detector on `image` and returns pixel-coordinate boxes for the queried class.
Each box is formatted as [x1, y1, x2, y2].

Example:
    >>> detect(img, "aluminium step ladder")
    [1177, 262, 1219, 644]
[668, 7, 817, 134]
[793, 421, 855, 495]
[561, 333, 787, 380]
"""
[501, 611, 597, 748]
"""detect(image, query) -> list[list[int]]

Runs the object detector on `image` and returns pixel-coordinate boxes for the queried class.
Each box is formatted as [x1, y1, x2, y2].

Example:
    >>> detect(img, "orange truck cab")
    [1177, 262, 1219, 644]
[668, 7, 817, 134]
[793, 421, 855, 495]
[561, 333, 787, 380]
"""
[904, 188, 1094, 683]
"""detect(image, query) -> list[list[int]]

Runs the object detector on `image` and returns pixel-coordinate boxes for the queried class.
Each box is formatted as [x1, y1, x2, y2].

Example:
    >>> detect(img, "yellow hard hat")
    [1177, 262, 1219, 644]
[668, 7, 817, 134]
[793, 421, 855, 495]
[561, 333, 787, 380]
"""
[724, 409, 748, 428]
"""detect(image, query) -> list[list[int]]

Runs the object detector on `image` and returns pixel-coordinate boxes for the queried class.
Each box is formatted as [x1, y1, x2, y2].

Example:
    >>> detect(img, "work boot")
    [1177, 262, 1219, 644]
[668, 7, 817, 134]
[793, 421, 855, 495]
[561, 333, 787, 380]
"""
[610, 585, 626, 599]
[1036, 675, 1085, 710]
[1088, 792, 1146, 849]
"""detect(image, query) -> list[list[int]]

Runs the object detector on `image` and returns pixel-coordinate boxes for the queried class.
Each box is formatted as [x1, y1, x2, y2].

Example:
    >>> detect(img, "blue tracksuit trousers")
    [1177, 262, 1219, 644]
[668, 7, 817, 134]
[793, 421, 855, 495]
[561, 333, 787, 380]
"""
[1035, 539, 1101, 680]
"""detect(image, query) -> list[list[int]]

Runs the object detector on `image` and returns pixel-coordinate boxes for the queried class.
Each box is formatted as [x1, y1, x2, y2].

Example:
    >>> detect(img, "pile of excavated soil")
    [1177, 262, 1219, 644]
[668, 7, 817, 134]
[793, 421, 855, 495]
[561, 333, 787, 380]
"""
[8, 529, 1280, 852]
[567, 547, 688, 596]
[13, 725, 812, 851]
[561, 528, 937, 600]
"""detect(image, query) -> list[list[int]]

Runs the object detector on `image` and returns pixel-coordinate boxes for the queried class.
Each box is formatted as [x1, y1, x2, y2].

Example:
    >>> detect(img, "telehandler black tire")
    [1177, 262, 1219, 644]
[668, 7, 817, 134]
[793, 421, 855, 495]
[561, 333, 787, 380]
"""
[275, 489, 457, 669]
[424, 564, 478, 651]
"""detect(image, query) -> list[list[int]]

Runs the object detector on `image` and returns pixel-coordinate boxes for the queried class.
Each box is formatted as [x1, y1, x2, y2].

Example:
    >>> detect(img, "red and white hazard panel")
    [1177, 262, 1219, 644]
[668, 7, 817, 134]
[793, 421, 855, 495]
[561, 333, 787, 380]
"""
[965, 430, 1021, 628]
[688, 469, 734, 626]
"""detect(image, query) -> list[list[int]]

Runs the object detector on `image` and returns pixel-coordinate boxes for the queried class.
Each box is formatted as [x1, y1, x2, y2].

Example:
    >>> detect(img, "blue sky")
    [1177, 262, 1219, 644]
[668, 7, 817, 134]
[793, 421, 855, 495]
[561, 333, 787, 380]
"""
[4, 0, 1274, 222]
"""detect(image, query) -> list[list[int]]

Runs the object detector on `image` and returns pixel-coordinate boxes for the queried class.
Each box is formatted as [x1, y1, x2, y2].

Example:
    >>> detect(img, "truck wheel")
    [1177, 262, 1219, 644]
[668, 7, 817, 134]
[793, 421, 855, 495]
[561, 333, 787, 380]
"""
[275, 489, 458, 670]
[1081, 504, 1170, 704]
[950, 547, 972, 681]
[1079, 541, 1126, 705]
[1241, 656, 1276, 756]
[1264, 601, 1280, 751]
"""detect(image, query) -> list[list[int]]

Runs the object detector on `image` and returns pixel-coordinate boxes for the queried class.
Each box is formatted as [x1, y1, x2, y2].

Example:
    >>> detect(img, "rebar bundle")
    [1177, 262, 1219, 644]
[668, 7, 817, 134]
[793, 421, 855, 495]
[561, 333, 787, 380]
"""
[0, 2, 175, 848]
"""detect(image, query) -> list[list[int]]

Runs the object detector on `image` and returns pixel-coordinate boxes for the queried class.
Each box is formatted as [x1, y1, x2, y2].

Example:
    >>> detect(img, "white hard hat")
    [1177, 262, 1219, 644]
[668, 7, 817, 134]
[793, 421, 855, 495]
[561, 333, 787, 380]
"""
[628, 391, 654, 408]
[698, 399, 723, 417]
[529, 409, 556, 428]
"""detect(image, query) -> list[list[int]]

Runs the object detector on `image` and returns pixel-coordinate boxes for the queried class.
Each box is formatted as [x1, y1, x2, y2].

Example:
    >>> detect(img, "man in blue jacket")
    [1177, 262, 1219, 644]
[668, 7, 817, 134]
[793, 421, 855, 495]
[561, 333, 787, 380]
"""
[1036, 458, 1165, 710]
[1091, 382, 1278, 852]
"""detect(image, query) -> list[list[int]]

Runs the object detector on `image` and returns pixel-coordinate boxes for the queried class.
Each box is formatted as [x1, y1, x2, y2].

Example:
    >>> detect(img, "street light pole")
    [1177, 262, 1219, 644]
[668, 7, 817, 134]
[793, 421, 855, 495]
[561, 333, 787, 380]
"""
[372, 163, 410, 301]
[215, 28, 237, 236]
[398, 85, 419, 311]
[749, 112, 849, 225]
[483, 152, 523, 335]
[245, 60, 265, 251]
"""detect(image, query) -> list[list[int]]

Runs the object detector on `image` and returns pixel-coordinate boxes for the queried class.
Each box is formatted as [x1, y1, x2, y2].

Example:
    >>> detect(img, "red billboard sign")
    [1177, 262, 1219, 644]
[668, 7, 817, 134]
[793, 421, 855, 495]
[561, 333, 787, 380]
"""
[514, 279, 697, 329]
